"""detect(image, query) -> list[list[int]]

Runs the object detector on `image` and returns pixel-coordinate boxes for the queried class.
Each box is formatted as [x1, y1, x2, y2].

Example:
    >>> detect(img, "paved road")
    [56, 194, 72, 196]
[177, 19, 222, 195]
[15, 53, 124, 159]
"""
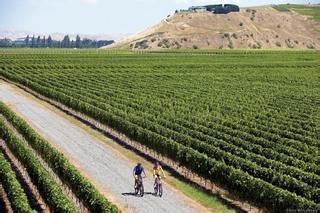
[0, 83, 201, 213]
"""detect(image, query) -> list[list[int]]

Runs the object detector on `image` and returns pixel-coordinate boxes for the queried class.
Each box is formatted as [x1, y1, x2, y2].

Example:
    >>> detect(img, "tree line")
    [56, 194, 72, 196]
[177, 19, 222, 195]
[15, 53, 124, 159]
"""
[0, 35, 114, 48]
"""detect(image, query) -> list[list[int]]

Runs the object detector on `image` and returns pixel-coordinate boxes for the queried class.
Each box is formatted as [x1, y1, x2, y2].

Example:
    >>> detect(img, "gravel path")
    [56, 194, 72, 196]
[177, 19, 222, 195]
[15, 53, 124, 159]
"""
[0, 83, 199, 213]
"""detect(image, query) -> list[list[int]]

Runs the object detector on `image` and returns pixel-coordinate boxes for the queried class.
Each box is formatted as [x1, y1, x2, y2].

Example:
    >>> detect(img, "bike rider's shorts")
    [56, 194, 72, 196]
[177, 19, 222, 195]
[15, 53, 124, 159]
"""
[135, 174, 142, 179]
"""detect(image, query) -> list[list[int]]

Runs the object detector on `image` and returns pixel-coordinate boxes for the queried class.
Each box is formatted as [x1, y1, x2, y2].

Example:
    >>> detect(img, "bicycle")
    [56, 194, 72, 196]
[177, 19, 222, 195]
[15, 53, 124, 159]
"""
[134, 175, 144, 197]
[154, 175, 163, 197]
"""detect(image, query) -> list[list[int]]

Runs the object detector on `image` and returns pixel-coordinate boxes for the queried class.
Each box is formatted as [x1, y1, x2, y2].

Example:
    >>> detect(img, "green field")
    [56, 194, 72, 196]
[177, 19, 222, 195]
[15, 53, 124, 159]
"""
[273, 4, 320, 20]
[0, 49, 319, 211]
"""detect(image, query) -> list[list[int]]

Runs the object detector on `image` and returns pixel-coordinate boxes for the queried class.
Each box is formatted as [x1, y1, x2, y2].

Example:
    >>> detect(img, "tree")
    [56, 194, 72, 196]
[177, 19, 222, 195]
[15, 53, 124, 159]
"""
[47, 35, 52, 48]
[75, 35, 81, 48]
[61, 35, 70, 48]
[82, 38, 91, 48]
[71, 40, 75, 48]
[31, 35, 36, 48]
[92, 40, 97, 48]
[56, 40, 61, 48]
[97, 40, 114, 48]
[0, 38, 11, 47]
[25, 35, 30, 47]
[41, 36, 46, 47]
[36, 36, 41, 48]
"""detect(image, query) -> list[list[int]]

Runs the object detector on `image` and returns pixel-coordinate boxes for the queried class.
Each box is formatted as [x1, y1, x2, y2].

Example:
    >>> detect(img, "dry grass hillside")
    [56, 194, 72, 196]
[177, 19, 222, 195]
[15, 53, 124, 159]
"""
[105, 6, 320, 49]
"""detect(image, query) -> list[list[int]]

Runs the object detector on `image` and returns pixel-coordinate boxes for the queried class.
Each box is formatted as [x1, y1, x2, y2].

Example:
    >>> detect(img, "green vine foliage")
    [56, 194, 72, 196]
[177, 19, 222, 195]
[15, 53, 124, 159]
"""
[0, 101, 118, 212]
[0, 151, 34, 212]
[0, 49, 319, 212]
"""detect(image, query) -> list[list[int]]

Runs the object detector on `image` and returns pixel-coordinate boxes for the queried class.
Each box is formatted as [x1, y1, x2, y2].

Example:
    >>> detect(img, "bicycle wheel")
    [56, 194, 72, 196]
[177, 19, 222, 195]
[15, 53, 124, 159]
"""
[134, 182, 138, 195]
[159, 184, 163, 197]
[140, 184, 144, 197]
[154, 184, 158, 195]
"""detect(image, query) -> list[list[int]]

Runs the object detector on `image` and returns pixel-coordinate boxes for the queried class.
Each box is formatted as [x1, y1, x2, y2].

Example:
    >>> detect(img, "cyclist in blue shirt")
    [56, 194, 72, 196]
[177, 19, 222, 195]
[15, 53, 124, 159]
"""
[133, 163, 146, 188]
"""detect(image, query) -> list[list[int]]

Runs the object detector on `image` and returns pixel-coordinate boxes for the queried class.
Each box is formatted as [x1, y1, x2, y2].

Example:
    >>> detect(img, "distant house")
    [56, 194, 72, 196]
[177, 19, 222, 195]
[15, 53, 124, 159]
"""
[205, 4, 223, 12]
[224, 4, 240, 12]
[189, 6, 207, 12]
[188, 4, 240, 14]
[213, 6, 230, 14]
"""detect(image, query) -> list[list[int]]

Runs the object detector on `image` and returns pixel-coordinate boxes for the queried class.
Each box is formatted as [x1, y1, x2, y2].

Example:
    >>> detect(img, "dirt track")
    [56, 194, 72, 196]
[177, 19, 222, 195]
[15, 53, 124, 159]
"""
[0, 83, 203, 213]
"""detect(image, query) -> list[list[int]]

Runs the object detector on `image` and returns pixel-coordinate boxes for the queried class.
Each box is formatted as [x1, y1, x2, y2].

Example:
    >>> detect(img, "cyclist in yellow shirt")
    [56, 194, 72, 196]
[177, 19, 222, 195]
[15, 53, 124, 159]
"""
[153, 161, 166, 187]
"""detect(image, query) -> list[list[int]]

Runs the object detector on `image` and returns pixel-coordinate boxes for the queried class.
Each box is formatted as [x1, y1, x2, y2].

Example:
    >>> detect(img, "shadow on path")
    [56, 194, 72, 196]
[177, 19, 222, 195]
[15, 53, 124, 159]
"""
[121, 192, 155, 197]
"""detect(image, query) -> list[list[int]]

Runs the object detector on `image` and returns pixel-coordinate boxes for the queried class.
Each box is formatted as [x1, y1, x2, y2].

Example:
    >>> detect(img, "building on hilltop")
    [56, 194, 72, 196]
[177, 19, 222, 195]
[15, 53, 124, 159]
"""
[224, 4, 240, 12]
[189, 6, 207, 12]
[188, 4, 240, 14]
[204, 4, 223, 12]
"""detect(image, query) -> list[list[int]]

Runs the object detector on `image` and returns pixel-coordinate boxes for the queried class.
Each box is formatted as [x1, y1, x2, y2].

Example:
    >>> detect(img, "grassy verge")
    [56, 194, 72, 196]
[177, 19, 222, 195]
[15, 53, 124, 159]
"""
[272, 4, 320, 20]
[168, 177, 234, 212]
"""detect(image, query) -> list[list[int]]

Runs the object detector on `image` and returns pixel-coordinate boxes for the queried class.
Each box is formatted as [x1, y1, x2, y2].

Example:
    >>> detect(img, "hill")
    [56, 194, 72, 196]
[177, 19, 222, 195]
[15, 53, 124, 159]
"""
[105, 5, 320, 49]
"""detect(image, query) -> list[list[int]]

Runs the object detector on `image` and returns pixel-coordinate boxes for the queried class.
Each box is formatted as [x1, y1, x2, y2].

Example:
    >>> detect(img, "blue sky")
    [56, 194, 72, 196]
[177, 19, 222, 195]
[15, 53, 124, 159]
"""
[0, 0, 319, 34]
